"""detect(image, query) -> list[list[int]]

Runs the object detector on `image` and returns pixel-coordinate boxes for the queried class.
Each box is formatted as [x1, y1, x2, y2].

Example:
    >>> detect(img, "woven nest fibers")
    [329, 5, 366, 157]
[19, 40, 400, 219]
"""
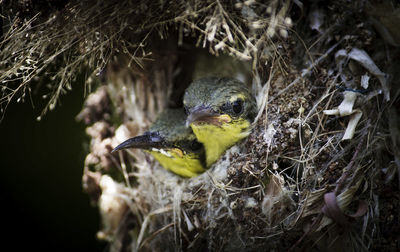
[1, 0, 399, 251]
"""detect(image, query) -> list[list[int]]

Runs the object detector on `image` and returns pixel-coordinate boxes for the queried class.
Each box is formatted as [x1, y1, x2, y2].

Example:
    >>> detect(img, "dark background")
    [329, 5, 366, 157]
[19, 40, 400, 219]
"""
[0, 82, 105, 251]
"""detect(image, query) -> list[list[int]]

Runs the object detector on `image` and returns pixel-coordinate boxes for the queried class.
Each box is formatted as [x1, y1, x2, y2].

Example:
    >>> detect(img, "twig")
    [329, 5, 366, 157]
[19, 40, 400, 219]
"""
[335, 134, 366, 195]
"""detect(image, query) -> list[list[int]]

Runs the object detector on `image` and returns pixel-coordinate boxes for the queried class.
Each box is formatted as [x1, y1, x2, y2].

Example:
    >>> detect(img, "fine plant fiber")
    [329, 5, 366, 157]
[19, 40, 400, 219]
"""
[0, 0, 292, 121]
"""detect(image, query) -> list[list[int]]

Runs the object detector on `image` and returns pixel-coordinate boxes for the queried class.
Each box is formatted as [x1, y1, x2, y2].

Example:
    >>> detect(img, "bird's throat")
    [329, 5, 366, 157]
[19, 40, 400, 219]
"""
[191, 119, 251, 167]
[148, 149, 205, 178]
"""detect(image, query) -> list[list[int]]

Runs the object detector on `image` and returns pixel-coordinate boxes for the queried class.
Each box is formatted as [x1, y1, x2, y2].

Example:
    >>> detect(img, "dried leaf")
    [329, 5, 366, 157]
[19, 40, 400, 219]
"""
[342, 110, 362, 140]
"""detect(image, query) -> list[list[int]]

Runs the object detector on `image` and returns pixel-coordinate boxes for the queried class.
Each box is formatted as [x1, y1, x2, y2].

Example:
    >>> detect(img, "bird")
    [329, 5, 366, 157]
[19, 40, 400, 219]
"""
[112, 109, 206, 178]
[183, 77, 257, 167]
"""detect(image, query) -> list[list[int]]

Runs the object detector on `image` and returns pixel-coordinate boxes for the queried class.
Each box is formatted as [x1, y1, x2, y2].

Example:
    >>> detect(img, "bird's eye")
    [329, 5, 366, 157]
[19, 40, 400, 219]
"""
[232, 99, 243, 115]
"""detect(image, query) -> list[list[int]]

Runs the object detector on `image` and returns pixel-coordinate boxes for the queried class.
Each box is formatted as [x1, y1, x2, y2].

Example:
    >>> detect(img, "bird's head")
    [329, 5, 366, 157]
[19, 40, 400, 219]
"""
[183, 77, 257, 166]
[184, 77, 257, 127]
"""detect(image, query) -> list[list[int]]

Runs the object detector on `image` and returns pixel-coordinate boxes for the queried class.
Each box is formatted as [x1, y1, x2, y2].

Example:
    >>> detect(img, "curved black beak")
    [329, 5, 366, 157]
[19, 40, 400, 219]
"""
[185, 106, 219, 127]
[111, 133, 164, 153]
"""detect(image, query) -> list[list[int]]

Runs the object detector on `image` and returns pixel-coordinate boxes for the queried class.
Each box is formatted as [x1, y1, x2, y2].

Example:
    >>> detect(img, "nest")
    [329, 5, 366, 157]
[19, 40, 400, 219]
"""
[1, 0, 399, 251]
